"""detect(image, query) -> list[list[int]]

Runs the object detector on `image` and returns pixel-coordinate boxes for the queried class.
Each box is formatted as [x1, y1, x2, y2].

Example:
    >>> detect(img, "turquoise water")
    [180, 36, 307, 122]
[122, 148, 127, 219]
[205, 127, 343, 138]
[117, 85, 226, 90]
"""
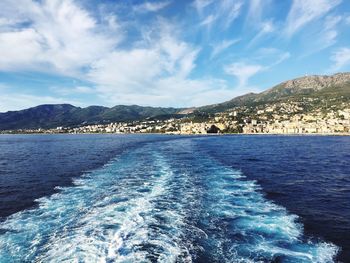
[0, 136, 342, 262]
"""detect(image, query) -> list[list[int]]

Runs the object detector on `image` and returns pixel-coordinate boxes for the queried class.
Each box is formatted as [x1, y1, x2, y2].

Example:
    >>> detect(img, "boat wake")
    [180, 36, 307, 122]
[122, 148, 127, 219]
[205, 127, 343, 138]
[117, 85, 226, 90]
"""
[0, 139, 339, 262]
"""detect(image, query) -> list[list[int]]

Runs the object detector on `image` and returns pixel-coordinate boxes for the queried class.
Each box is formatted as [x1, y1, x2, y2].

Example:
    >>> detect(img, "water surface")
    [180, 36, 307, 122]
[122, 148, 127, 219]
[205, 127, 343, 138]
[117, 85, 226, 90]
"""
[0, 134, 349, 262]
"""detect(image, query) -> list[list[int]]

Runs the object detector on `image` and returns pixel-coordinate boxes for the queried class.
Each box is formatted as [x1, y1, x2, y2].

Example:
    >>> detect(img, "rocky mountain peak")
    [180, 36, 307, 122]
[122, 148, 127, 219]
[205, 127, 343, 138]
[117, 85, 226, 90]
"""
[281, 72, 350, 91]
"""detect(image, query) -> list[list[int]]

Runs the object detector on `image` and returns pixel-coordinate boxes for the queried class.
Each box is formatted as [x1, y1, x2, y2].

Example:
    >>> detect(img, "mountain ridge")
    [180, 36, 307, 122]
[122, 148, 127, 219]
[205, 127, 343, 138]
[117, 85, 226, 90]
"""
[0, 104, 181, 130]
[196, 72, 350, 113]
[1, 72, 349, 130]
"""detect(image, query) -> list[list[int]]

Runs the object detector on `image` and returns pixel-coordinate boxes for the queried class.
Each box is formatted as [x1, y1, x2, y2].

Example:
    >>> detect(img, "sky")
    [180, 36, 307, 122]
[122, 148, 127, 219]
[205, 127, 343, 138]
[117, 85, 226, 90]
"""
[0, 0, 350, 112]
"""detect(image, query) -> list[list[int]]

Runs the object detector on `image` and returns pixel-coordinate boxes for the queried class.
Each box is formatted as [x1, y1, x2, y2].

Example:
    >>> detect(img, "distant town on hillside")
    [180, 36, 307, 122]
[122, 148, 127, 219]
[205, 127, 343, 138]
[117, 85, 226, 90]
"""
[1, 73, 350, 135]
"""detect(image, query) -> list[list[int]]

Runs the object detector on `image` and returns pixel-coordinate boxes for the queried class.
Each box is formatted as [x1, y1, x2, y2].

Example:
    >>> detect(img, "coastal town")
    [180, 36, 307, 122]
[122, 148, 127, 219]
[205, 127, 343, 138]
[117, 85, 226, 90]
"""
[3, 97, 349, 135]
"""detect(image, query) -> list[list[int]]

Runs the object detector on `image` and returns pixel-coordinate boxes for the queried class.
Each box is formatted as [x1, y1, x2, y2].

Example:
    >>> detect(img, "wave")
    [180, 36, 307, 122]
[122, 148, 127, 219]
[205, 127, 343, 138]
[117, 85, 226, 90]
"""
[0, 140, 339, 262]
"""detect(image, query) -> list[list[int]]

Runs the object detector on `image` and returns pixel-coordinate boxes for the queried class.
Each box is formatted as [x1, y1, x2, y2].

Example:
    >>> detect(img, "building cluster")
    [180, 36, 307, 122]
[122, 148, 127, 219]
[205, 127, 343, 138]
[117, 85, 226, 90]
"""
[55, 120, 224, 134]
[228, 99, 350, 134]
[2, 98, 349, 135]
[69, 119, 180, 134]
[241, 109, 350, 134]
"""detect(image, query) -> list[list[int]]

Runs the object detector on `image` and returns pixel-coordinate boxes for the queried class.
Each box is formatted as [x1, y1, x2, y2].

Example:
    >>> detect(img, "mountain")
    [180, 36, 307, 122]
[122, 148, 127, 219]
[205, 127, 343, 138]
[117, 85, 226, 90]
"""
[1, 72, 349, 130]
[197, 72, 350, 113]
[0, 104, 181, 130]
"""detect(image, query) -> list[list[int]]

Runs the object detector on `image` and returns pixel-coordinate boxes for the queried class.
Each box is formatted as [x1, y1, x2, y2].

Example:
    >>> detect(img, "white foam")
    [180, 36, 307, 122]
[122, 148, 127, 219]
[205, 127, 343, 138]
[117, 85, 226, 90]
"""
[0, 142, 340, 262]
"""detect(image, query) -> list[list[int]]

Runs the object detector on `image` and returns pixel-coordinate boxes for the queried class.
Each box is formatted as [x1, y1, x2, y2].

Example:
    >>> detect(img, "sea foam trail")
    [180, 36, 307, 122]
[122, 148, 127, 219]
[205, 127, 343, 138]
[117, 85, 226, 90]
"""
[0, 139, 339, 262]
[0, 149, 193, 262]
[157, 139, 339, 262]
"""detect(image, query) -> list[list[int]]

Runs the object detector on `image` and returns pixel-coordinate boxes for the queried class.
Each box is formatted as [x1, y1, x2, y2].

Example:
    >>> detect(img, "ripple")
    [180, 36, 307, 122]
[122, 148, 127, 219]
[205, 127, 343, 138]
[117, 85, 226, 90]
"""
[0, 141, 339, 262]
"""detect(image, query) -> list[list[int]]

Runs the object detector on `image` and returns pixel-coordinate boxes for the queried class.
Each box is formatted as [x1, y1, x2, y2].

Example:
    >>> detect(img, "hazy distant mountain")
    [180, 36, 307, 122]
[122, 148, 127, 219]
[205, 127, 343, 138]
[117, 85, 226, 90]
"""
[0, 72, 349, 130]
[0, 104, 180, 130]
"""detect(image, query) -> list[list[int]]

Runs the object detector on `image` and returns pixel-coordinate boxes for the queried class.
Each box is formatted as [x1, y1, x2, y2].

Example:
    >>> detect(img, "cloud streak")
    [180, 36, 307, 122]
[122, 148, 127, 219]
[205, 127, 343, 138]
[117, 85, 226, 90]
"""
[330, 47, 350, 71]
[225, 62, 264, 87]
[211, 39, 240, 58]
[224, 48, 290, 88]
[247, 20, 276, 48]
[285, 0, 341, 37]
[0, 0, 348, 111]
[133, 1, 171, 13]
[0, 0, 120, 75]
[219, 0, 243, 29]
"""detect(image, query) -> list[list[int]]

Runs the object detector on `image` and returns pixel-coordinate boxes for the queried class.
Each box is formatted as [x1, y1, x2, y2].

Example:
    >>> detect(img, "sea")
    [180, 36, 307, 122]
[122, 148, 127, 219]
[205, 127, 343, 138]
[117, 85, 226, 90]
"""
[0, 134, 349, 262]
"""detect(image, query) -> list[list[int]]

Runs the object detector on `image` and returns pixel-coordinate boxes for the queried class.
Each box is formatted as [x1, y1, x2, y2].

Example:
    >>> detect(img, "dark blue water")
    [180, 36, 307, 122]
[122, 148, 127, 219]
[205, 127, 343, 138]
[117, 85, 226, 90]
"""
[0, 134, 349, 262]
[0, 134, 177, 218]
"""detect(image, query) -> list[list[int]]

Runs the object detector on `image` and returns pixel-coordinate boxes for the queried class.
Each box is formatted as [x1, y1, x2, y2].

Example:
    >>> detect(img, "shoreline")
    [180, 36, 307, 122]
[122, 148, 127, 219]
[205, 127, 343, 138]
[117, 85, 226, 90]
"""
[0, 132, 349, 136]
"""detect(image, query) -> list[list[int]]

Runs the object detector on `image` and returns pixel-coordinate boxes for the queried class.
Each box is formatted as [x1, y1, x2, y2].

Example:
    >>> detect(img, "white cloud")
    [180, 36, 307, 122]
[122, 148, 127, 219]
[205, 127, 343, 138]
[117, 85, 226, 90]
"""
[85, 20, 236, 107]
[246, 0, 265, 25]
[260, 20, 275, 34]
[285, 0, 341, 37]
[244, 0, 275, 48]
[224, 48, 290, 87]
[200, 14, 217, 27]
[87, 20, 200, 91]
[245, 0, 273, 29]
[0, 1, 239, 109]
[315, 15, 341, 50]
[247, 20, 276, 47]
[0, 29, 43, 71]
[1, 0, 303, 110]
[224, 62, 264, 87]
[196, 0, 243, 29]
[0, 0, 120, 75]
[218, 0, 243, 29]
[330, 47, 350, 71]
[89, 49, 165, 92]
[324, 15, 342, 30]
[299, 15, 342, 57]
[133, 1, 171, 13]
[272, 52, 291, 66]
[211, 39, 240, 58]
[98, 77, 233, 107]
[193, 0, 214, 16]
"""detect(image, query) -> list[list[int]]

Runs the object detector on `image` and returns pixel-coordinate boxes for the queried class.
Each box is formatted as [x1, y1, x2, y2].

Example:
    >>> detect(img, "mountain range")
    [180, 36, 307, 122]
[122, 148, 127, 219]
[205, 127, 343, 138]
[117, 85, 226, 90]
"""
[1, 72, 350, 130]
[198, 72, 350, 113]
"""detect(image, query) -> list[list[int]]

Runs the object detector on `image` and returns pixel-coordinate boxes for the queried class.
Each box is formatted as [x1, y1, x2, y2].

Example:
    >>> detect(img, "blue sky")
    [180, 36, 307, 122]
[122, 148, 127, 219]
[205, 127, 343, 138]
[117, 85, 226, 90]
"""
[0, 0, 350, 111]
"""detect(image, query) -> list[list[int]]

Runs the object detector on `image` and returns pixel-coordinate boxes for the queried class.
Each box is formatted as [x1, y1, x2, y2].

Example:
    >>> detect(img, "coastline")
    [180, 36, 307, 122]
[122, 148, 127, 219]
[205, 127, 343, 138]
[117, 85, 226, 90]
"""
[0, 132, 349, 136]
